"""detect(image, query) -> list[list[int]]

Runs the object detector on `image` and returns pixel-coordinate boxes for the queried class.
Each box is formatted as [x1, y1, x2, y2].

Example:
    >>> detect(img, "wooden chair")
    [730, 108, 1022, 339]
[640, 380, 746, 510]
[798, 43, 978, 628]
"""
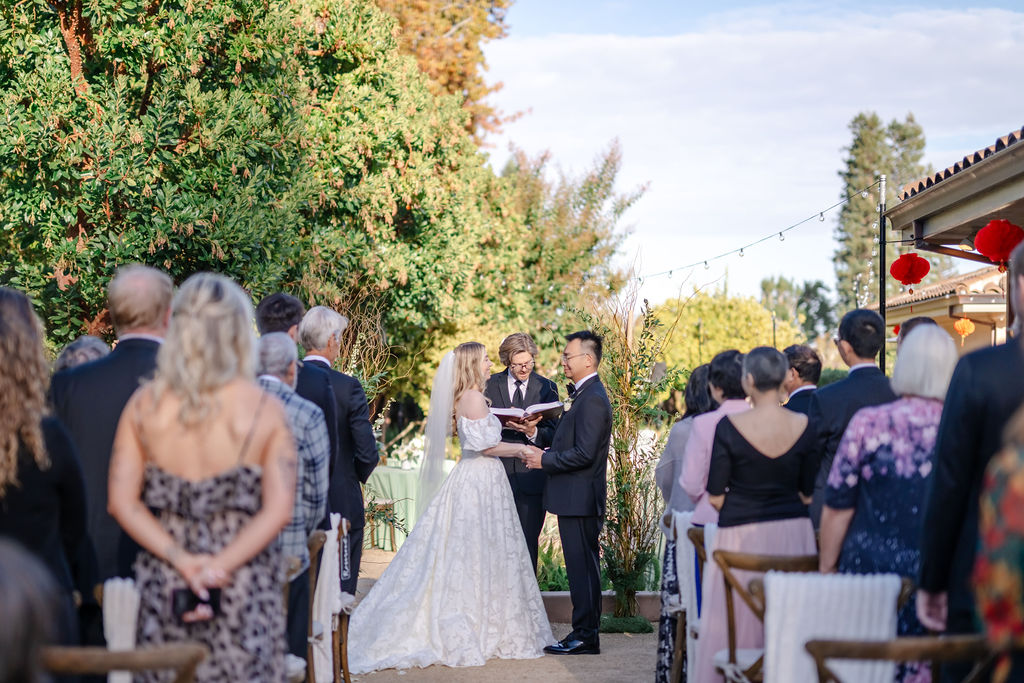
[306, 529, 328, 683]
[667, 520, 687, 683]
[333, 518, 353, 683]
[805, 635, 995, 683]
[43, 644, 208, 683]
[712, 549, 819, 682]
[687, 526, 708, 580]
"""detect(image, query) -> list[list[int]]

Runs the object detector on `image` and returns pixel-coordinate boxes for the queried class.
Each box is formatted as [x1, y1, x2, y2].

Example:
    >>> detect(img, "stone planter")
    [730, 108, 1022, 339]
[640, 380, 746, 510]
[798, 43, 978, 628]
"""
[541, 590, 661, 623]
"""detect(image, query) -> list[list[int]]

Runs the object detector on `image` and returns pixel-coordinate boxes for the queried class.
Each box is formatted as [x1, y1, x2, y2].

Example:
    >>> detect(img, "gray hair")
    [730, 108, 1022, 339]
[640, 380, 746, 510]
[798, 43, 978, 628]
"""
[891, 325, 958, 400]
[298, 306, 348, 351]
[257, 332, 297, 379]
[742, 346, 789, 392]
[54, 335, 110, 373]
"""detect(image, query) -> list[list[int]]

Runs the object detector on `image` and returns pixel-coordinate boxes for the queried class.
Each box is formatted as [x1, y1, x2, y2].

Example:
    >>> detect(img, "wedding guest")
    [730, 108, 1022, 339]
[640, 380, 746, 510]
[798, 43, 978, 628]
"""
[919, 242, 1024, 682]
[974, 408, 1024, 683]
[256, 295, 338, 490]
[54, 335, 110, 374]
[806, 309, 895, 526]
[782, 344, 821, 415]
[820, 325, 958, 683]
[483, 332, 560, 571]
[680, 350, 748, 526]
[108, 273, 296, 682]
[256, 333, 330, 659]
[50, 264, 173, 581]
[696, 347, 817, 683]
[0, 539, 62, 683]
[896, 315, 938, 349]
[298, 306, 378, 593]
[654, 363, 715, 683]
[0, 288, 89, 646]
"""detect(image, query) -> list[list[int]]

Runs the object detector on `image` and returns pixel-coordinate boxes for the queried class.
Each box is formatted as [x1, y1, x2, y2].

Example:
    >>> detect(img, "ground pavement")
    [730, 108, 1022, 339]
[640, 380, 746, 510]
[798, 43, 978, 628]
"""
[352, 548, 657, 682]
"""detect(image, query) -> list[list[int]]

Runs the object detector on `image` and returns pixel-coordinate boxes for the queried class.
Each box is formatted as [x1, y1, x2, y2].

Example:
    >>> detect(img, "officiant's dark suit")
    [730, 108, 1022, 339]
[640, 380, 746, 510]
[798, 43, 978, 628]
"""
[303, 357, 378, 593]
[539, 332, 612, 653]
[484, 367, 559, 570]
[919, 337, 1024, 681]
[806, 310, 895, 527]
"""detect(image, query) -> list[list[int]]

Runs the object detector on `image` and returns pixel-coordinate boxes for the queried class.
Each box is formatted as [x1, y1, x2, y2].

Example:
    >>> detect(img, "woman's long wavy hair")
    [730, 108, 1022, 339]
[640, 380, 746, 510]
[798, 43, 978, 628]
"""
[452, 342, 487, 433]
[152, 273, 257, 425]
[0, 289, 50, 497]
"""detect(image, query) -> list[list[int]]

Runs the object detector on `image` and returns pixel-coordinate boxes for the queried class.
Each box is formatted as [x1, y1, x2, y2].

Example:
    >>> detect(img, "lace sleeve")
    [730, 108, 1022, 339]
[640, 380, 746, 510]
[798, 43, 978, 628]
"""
[458, 414, 502, 451]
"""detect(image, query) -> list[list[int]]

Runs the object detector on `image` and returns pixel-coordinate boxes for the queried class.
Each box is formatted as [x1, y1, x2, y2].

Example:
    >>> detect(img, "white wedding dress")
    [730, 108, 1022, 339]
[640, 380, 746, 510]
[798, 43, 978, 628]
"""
[347, 414, 554, 673]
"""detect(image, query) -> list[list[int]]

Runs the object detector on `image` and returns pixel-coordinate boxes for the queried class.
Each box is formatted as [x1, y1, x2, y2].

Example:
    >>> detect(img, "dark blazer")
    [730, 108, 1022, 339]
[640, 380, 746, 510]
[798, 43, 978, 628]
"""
[0, 417, 88, 593]
[541, 377, 612, 517]
[784, 386, 815, 416]
[484, 369, 560, 495]
[303, 359, 378, 529]
[807, 365, 896, 525]
[49, 337, 160, 580]
[295, 362, 339, 480]
[920, 339, 1024, 632]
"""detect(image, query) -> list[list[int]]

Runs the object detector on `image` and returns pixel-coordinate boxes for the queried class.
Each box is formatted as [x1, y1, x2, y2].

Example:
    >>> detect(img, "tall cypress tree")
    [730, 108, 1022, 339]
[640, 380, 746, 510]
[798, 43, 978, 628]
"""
[833, 111, 952, 312]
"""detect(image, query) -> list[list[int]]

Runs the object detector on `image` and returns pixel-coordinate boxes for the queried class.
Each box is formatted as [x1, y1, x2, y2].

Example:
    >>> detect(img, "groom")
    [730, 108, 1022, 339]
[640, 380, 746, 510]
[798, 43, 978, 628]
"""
[523, 331, 612, 655]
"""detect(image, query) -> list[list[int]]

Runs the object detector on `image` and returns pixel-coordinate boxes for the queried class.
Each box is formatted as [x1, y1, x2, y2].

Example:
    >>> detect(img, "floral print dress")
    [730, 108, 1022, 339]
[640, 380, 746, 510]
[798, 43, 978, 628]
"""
[825, 396, 942, 683]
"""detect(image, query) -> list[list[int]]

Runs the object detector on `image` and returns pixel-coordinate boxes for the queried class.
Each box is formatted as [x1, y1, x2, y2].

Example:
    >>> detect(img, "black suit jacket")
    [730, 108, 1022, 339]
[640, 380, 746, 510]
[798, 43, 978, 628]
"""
[541, 377, 612, 517]
[807, 366, 896, 524]
[484, 369, 560, 495]
[49, 338, 160, 580]
[920, 339, 1024, 628]
[295, 362, 339, 478]
[303, 359, 379, 530]
[784, 387, 815, 416]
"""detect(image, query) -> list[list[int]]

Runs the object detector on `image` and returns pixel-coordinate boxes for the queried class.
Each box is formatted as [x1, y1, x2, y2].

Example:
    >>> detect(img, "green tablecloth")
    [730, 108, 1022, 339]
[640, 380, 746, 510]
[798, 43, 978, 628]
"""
[363, 460, 455, 550]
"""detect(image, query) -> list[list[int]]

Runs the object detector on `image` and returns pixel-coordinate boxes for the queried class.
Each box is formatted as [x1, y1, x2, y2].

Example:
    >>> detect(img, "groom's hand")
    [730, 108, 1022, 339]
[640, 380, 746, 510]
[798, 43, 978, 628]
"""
[521, 445, 544, 470]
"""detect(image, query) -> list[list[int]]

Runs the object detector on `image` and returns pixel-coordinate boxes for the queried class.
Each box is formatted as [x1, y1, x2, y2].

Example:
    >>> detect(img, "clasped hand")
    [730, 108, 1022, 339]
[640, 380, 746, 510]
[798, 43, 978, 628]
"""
[175, 552, 229, 622]
[519, 445, 544, 470]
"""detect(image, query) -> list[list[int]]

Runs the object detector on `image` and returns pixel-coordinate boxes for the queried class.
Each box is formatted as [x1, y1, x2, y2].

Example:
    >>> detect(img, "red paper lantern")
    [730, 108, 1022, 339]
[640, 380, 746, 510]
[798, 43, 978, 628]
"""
[975, 219, 1024, 272]
[889, 252, 931, 293]
[893, 324, 901, 337]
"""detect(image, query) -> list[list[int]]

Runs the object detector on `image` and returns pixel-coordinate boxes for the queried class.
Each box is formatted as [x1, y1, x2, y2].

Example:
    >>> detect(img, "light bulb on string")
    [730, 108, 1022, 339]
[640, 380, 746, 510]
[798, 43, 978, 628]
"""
[861, 190, 869, 199]
[739, 248, 745, 257]
[778, 232, 785, 241]
[704, 261, 709, 270]
[819, 212, 825, 222]
[668, 270, 673, 279]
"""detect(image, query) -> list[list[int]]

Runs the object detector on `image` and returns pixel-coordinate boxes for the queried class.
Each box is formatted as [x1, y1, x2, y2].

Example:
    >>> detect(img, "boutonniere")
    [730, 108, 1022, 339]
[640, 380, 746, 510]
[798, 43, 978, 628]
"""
[563, 396, 574, 412]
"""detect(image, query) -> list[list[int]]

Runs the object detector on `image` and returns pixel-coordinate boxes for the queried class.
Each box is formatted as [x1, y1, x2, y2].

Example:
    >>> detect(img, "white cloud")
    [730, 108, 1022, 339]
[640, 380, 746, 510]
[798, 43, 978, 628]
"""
[484, 6, 1024, 306]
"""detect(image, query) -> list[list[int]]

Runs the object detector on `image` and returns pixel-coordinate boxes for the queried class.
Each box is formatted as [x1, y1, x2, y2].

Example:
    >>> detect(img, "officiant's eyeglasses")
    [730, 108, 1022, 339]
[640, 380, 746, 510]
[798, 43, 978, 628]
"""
[509, 360, 535, 371]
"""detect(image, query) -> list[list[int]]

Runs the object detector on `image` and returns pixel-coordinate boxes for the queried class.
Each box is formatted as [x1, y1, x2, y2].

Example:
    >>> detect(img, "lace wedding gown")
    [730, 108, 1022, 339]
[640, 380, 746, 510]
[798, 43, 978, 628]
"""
[348, 414, 554, 673]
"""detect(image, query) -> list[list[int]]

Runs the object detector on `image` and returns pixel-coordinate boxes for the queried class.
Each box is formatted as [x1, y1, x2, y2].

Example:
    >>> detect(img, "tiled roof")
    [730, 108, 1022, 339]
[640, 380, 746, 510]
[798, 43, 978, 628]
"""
[899, 126, 1024, 201]
[885, 265, 1004, 307]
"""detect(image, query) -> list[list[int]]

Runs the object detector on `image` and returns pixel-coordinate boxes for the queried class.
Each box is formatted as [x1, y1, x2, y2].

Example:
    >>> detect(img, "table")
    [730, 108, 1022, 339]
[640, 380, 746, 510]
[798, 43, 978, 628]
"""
[363, 460, 455, 550]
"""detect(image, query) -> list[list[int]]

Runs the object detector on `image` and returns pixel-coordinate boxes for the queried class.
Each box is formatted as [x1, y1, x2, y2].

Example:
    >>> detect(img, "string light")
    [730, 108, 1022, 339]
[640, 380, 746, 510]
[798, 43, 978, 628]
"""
[636, 179, 881, 282]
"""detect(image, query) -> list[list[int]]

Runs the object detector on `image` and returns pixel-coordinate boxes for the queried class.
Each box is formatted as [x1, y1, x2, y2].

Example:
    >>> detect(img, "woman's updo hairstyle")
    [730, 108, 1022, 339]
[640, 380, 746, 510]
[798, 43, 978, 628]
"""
[742, 346, 789, 392]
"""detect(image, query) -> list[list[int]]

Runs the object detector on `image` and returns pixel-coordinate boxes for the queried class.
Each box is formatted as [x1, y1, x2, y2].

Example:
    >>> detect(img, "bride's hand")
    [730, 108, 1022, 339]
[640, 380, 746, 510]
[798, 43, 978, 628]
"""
[521, 445, 544, 470]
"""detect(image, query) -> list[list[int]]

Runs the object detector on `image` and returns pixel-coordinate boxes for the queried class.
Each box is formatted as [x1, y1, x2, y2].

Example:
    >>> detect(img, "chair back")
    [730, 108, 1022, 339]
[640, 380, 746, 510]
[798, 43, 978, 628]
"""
[804, 635, 995, 683]
[761, 571, 901, 683]
[711, 550, 818, 681]
[43, 644, 208, 683]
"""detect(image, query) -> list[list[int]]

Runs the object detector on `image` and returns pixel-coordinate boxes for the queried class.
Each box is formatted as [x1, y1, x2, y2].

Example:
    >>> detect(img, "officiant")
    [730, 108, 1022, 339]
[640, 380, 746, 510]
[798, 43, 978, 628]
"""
[485, 332, 560, 571]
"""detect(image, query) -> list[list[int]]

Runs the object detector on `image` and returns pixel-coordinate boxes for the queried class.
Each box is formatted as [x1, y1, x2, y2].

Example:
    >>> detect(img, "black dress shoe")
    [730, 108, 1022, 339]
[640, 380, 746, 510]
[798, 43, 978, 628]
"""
[543, 638, 600, 655]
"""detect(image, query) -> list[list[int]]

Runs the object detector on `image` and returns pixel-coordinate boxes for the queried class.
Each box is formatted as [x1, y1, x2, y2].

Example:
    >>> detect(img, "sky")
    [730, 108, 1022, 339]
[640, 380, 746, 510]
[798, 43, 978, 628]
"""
[483, 1, 1024, 305]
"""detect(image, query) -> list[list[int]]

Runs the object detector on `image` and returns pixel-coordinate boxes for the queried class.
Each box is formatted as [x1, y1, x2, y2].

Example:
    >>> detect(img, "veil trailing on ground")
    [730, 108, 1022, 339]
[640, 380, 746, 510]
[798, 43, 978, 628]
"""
[417, 350, 455, 519]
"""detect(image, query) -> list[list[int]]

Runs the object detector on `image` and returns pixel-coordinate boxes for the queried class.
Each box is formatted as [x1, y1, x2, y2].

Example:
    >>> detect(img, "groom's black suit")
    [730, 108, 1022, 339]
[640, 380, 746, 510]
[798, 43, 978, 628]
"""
[484, 368, 559, 571]
[541, 375, 612, 646]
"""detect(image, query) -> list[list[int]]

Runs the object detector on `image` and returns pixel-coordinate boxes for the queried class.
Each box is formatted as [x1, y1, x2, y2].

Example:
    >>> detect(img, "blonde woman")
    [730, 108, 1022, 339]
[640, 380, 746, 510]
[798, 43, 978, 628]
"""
[108, 273, 296, 683]
[348, 342, 554, 673]
[0, 288, 89, 646]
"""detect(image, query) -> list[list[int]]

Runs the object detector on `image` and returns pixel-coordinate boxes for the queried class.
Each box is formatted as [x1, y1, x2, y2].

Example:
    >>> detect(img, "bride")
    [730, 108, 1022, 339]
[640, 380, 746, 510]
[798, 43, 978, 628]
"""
[347, 342, 555, 673]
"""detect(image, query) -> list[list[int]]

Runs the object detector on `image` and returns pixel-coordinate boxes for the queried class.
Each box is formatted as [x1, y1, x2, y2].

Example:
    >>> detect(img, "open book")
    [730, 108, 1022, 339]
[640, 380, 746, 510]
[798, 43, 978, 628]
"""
[490, 401, 564, 426]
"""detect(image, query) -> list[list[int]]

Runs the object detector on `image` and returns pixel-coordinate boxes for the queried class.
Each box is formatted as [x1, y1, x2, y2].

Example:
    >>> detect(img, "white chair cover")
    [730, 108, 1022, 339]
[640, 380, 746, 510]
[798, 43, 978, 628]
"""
[312, 513, 342, 683]
[102, 577, 140, 683]
[763, 571, 901, 683]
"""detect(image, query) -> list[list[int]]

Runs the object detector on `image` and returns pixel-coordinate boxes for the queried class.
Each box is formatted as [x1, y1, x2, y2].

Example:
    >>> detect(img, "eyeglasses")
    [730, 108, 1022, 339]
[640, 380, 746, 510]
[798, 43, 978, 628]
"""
[509, 360, 535, 371]
[561, 352, 589, 363]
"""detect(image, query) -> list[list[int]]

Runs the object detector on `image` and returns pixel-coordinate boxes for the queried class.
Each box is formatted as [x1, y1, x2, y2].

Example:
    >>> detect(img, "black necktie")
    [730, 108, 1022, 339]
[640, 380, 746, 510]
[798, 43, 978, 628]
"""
[566, 382, 577, 398]
[513, 379, 525, 409]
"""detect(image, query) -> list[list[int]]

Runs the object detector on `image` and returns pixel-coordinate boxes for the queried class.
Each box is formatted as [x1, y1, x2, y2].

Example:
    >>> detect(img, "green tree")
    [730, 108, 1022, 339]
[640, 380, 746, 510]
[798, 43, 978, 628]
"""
[654, 286, 804, 375]
[760, 276, 838, 342]
[833, 111, 954, 311]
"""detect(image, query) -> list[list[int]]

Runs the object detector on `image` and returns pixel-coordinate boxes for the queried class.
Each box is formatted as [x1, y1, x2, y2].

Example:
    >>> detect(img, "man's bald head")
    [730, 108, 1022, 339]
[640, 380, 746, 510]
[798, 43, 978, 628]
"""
[108, 265, 173, 336]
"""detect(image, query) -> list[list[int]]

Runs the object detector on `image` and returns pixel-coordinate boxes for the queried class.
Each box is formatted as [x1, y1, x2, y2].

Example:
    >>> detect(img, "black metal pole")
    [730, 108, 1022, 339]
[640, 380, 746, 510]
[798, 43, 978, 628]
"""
[878, 174, 887, 373]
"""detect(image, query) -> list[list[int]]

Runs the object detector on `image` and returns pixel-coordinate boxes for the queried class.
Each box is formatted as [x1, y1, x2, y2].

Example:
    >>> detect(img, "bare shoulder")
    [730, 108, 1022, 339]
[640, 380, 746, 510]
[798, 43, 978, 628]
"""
[458, 389, 490, 420]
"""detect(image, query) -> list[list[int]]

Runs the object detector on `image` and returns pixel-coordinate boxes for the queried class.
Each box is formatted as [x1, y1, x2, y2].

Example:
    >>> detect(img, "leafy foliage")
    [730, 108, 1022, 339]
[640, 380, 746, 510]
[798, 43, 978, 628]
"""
[760, 275, 838, 343]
